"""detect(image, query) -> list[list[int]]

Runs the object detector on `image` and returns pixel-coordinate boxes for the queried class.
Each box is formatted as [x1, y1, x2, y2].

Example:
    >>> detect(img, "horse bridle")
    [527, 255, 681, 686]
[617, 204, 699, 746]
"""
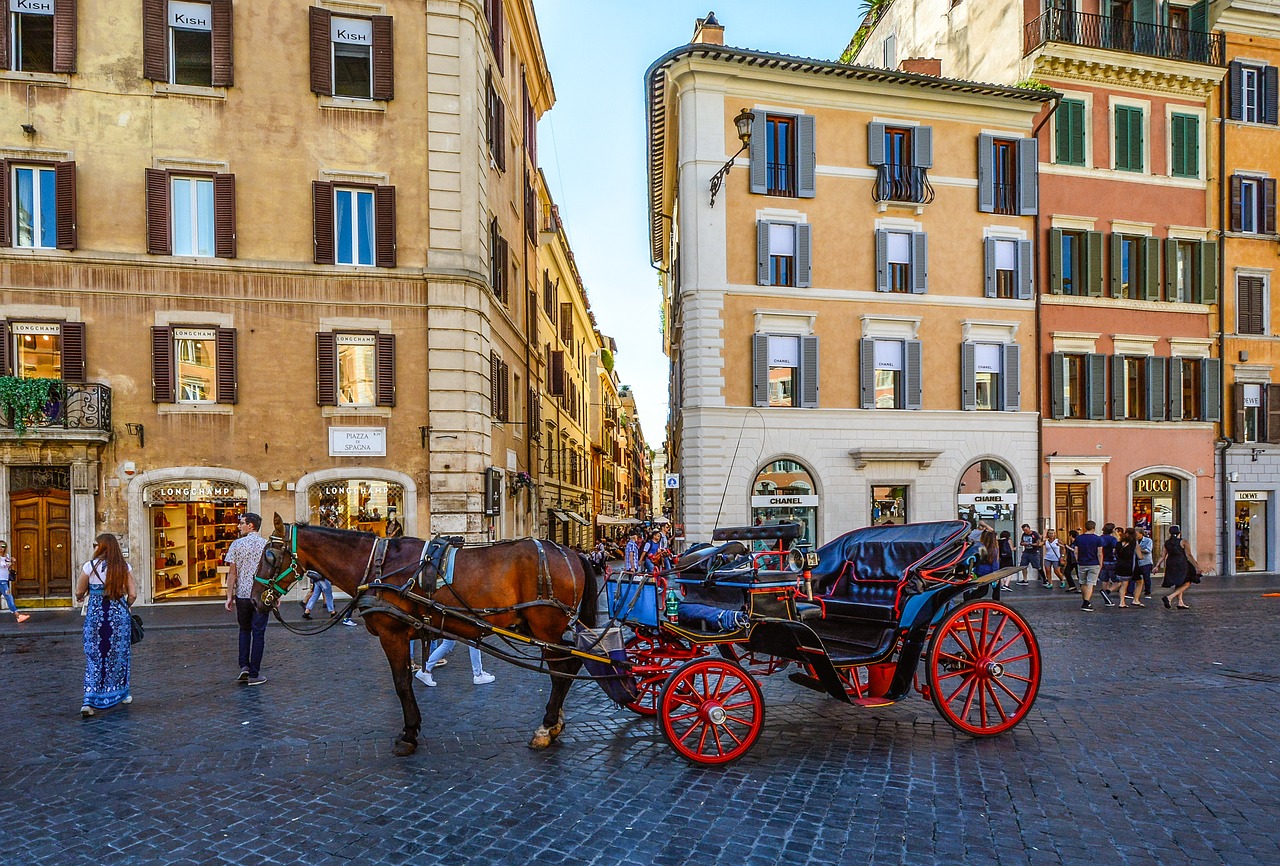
[255, 524, 300, 611]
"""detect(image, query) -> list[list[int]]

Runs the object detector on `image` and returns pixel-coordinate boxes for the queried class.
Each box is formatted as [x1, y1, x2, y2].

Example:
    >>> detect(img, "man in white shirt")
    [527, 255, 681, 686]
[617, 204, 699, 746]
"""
[225, 513, 270, 685]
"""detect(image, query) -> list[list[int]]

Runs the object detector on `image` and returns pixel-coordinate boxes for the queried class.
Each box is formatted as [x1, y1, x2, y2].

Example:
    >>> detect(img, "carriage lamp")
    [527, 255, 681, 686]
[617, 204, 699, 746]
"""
[708, 108, 756, 208]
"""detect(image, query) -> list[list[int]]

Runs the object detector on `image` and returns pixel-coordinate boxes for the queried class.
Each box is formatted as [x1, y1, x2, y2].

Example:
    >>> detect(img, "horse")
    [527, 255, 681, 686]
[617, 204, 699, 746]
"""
[251, 513, 599, 756]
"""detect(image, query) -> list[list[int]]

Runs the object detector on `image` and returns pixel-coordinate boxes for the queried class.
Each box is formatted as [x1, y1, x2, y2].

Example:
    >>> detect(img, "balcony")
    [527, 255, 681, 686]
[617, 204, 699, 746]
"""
[1024, 10, 1224, 66]
[0, 382, 112, 438]
[873, 164, 935, 206]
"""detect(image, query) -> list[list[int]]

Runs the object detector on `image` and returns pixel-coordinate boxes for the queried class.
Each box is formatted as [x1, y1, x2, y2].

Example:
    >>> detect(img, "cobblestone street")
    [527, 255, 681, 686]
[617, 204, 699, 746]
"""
[3, 583, 1280, 866]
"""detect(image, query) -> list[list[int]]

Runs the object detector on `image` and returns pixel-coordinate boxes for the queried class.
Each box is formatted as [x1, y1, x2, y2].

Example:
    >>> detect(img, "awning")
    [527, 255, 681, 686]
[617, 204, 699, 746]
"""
[653, 516, 671, 524]
[566, 511, 592, 527]
[549, 510, 569, 522]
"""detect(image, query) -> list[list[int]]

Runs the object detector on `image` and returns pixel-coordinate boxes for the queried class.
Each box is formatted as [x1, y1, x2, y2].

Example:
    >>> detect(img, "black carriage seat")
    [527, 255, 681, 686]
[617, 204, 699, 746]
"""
[809, 521, 969, 622]
[675, 540, 750, 575]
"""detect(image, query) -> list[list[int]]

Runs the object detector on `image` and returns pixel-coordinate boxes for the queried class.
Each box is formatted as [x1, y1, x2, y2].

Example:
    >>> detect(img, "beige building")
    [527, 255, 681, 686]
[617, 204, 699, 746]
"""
[0, 0, 552, 605]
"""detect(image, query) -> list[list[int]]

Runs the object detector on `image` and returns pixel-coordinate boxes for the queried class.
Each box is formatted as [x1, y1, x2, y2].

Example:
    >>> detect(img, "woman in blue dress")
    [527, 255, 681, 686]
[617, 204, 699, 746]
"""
[74, 533, 137, 718]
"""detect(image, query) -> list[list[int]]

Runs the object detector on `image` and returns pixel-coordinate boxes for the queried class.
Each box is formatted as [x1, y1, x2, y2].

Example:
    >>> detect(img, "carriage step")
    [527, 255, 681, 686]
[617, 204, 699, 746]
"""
[852, 696, 897, 708]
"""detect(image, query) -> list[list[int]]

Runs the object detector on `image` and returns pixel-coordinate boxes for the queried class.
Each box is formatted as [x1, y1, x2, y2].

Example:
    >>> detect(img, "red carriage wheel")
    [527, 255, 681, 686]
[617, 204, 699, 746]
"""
[623, 632, 702, 716]
[925, 601, 1041, 737]
[658, 658, 765, 764]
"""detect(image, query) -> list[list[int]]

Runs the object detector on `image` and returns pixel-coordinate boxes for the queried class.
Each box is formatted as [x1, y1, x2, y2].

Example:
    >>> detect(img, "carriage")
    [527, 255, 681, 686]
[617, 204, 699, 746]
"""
[609, 520, 1041, 764]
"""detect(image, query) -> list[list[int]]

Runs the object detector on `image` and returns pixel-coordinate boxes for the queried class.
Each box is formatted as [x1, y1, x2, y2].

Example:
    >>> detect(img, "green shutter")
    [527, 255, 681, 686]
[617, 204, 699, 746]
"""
[1086, 231, 1104, 296]
[1049, 228, 1064, 293]
[1200, 240, 1219, 304]
[1171, 114, 1199, 179]
[1116, 106, 1144, 172]
[1057, 100, 1086, 166]
[1144, 237, 1161, 301]
[1115, 107, 1129, 170]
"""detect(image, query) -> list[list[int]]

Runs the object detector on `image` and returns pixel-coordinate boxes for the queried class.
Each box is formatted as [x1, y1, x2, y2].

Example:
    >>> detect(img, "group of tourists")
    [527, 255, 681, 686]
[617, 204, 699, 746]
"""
[972, 520, 1208, 613]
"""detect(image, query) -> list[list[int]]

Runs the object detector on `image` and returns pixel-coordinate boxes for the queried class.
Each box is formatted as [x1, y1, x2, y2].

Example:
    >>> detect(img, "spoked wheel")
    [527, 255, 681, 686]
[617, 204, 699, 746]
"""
[926, 601, 1041, 736]
[623, 632, 703, 716]
[658, 658, 765, 764]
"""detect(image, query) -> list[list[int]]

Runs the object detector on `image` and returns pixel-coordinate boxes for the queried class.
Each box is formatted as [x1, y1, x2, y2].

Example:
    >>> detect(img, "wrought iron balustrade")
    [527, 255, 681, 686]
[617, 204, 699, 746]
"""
[0, 382, 112, 434]
[1024, 9, 1224, 66]
[873, 164, 935, 205]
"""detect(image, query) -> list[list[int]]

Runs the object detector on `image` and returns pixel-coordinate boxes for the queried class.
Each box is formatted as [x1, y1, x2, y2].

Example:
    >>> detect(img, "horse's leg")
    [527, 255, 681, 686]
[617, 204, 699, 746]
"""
[529, 652, 583, 750]
[376, 623, 422, 757]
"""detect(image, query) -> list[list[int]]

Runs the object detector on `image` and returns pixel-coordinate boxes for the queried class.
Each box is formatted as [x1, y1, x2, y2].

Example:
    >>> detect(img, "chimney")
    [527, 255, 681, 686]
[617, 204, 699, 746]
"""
[898, 57, 942, 77]
[692, 11, 724, 45]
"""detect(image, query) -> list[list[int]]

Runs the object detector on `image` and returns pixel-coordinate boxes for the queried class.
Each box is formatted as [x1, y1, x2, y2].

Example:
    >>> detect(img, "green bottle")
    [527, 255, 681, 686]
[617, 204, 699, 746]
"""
[664, 588, 681, 622]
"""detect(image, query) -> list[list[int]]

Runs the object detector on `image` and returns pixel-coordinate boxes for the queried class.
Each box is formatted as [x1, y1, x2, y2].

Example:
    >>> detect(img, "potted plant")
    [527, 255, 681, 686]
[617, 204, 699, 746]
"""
[0, 377, 61, 437]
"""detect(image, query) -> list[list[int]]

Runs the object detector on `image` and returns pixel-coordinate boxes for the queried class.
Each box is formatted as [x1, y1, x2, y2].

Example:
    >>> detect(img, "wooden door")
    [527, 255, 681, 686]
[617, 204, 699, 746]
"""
[1054, 483, 1089, 533]
[10, 489, 73, 599]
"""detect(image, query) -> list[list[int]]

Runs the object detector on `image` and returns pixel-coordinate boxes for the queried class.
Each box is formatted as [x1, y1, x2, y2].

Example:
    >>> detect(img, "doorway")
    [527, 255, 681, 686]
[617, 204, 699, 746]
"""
[10, 466, 73, 600]
[1054, 483, 1089, 532]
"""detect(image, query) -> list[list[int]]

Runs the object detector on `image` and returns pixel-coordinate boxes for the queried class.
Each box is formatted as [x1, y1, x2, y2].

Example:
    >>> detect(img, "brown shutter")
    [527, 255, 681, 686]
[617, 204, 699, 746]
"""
[500, 361, 510, 421]
[560, 304, 571, 343]
[55, 161, 76, 250]
[371, 15, 394, 101]
[0, 160, 9, 247]
[0, 5, 8, 70]
[0, 321, 9, 376]
[151, 326, 174, 403]
[490, 351, 500, 416]
[550, 350, 565, 396]
[375, 332, 395, 407]
[1268, 385, 1280, 445]
[375, 184, 396, 268]
[53, 0, 78, 74]
[215, 327, 237, 404]
[489, 0, 504, 75]
[1230, 175, 1243, 233]
[315, 332, 337, 405]
[213, 173, 236, 258]
[1266, 178, 1278, 235]
[145, 168, 171, 255]
[59, 321, 86, 383]
[309, 7, 332, 95]
[495, 85, 506, 172]
[313, 181, 334, 264]
[210, 0, 234, 87]
[143, 0, 167, 81]
[1234, 383, 1248, 443]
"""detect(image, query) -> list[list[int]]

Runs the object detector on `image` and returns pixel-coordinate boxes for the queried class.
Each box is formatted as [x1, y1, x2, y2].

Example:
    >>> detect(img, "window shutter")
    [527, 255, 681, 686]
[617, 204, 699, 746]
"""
[1145, 356, 1166, 421]
[143, 0, 166, 81]
[0, 6, 7, 69]
[1201, 358, 1222, 422]
[210, 0, 233, 86]
[371, 15, 394, 100]
[752, 334, 769, 407]
[1017, 239, 1033, 300]
[1168, 358, 1184, 421]
[1143, 236, 1160, 301]
[1086, 231, 1104, 296]
[860, 339, 875, 409]
[1238, 277, 1254, 333]
[215, 327, 237, 404]
[1230, 175, 1243, 232]
[796, 114, 816, 198]
[1109, 232, 1122, 297]
[867, 122, 886, 166]
[1267, 385, 1280, 444]
[550, 350, 565, 396]
[1171, 115, 1185, 177]
[756, 221, 770, 286]
[1187, 115, 1200, 177]
[1017, 138, 1038, 215]
[977, 134, 994, 212]
[874, 229, 889, 292]
[1131, 107, 1144, 171]
[1199, 240, 1218, 304]
[913, 125, 933, 168]
[0, 321, 9, 376]
[0, 161, 9, 247]
[749, 110, 767, 194]
[911, 232, 928, 294]
[500, 361, 510, 421]
[375, 332, 395, 407]
[309, 7, 333, 95]
[983, 238, 997, 298]
[1266, 66, 1280, 125]
[1111, 354, 1125, 419]
[1228, 61, 1244, 121]
[151, 326, 175, 403]
[312, 181, 334, 265]
[495, 81, 507, 172]
[60, 321, 86, 384]
[145, 168, 171, 255]
[905, 340, 923, 410]
[1265, 178, 1278, 235]
[1115, 108, 1130, 170]
[960, 342, 976, 411]
[1003, 343, 1021, 412]
[1049, 229, 1063, 294]
[375, 184, 396, 268]
[1165, 238, 1179, 302]
[800, 335, 819, 408]
[490, 351, 500, 416]
[1233, 383, 1247, 442]
[796, 223, 812, 288]
[1050, 352, 1065, 419]
[560, 304, 571, 342]
[315, 332, 337, 405]
[1086, 353, 1107, 420]
[54, 161, 76, 250]
[213, 173, 236, 258]
[53, 0, 78, 74]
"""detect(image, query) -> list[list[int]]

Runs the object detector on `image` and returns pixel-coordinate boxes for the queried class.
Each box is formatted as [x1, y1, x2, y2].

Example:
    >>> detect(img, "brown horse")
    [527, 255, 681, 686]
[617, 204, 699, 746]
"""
[251, 514, 598, 756]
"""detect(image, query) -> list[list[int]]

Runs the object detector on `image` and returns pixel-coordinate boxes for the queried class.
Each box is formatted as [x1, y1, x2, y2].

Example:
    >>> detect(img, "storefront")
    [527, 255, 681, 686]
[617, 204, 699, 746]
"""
[956, 459, 1018, 537]
[145, 480, 249, 602]
[1132, 473, 1182, 553]
[308, 478, 405, 536]
[871, 485, 908, 526]
[1234, 491, 1268, 573]
[751, 460, 817, 545]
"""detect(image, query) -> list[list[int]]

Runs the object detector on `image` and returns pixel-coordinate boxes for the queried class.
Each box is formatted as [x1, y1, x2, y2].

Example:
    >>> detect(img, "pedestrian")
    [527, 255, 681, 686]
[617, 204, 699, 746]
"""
[1115, 527, 1142, 608]
[1074, 520, 1104, 612]
[1098, 522, 1120, 606]
[1135, 526, 1154, 599]
[1157, 525, 1207, 610]
[74, 533, 137, 717]
[1017, 523, 1043, 585]
[1042, 529, 1063, 589]
[1061, 529, 1081, 591]
[642, 530, 668, 574]
[415, 639, 494, 687]
[224, 512, 269, 685]
[623, 529, 642, 573]
[301, 571, 336, 619]
[0, 540, 29, 623]
[997, 531, 1016, 589]
[974, 528, 999, 577]
[385, 507, 404, 538]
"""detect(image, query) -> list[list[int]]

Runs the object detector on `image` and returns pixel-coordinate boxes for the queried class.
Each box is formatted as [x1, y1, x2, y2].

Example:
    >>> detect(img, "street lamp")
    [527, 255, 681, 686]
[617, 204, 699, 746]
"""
[709, 108, 755, 208]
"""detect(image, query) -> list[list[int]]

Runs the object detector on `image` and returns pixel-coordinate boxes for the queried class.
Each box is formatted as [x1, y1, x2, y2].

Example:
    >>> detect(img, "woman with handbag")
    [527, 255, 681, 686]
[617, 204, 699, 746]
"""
[73, 533, 137, 717]
[1155, 524, 1206, 610]
[1115, 528, 1142, 607]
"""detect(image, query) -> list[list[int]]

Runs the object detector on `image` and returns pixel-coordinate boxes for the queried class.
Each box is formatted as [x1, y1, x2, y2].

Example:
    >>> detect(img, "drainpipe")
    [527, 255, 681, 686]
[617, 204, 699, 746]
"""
[1217, 66, 1230, 574]
[1032, 93, 1063, 532]
[523, 79, 534, 541]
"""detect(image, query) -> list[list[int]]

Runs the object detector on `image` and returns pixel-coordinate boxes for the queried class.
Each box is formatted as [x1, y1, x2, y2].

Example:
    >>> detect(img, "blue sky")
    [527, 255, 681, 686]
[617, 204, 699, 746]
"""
[535, 1, 860, 449]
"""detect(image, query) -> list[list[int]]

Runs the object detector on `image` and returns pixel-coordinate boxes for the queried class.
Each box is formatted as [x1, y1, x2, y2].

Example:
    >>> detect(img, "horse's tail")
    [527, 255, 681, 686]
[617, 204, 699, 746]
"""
[576, 551, 600, 629]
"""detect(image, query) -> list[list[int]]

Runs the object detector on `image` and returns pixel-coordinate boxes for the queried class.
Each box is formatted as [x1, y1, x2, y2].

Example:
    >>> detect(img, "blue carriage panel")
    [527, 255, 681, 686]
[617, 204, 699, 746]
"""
[606, 575, 661, 627]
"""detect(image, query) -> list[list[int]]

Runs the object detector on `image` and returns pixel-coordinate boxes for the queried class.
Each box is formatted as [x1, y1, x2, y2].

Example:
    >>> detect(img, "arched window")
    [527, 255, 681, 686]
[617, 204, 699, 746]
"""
[957, 459, 1018, 535]
[751, 459, 818, 545]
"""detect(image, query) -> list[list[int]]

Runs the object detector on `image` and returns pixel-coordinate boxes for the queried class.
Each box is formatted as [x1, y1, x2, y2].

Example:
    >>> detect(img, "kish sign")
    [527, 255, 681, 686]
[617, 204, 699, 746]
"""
[10, 0, 54, 14]
[169, 1, 211, 30]
[329, 427, 387, 457]
[332, 17, 372, 44]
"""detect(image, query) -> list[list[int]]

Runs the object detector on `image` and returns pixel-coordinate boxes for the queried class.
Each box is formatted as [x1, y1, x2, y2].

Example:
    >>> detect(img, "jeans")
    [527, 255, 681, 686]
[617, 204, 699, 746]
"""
[0, 580, 16, 614]
[678, 602, 743, 631]
[305, 579, 334, 613]
[235, 598, 268, 676]
[426, 639, 484, 677]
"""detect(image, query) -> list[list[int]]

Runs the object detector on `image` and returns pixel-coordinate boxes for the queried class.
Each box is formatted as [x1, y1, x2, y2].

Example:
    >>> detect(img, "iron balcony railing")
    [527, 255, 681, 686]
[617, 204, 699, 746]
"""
[0, 382, 112, 434]
[1024, 9, 1224, 66]
[873, 164, 935, 205]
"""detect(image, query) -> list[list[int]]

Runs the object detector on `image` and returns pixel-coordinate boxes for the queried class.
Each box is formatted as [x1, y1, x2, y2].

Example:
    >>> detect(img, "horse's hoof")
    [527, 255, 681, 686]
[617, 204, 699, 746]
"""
[548, 722, 565, 739]
[528, 732, 552, 750]
[392, 738, 417, 757]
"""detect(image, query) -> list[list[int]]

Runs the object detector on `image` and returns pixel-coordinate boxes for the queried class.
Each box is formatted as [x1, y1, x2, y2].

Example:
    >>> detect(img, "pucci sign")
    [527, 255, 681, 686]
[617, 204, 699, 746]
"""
[329, 427, 386, 457]
[751, 495, 819, 508]
[169, 1, 211, 30]
[332, 17, 372, 44]
[10, 0, 54, 14]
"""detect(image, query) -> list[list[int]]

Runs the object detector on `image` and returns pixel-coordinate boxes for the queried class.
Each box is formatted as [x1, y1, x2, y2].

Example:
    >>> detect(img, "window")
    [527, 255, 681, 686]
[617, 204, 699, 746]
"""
[490, 352, 510, 421]
[152, 324, 235, 404]
[1116, 235, 1141, 299]
[963, 342, 1020, 411]
[1120, 356, 1145, 419]
[1051, 352, 1106, 420]
[875, 229, 926, 293]
[1229, 61, 1277, 125]
[1242, 65, 1260, 122]
[334, 187, 374, 266]
[766, 116, 795, 197]
[1180, 359, 1201, 421]
[974, 344, 1001, 410]
[146, 169, 235, 258]
[1050, 229, 1103, 296]
[484, 0, 504, 74]
[873, 340, 902, 409]
[979, 135, 1037, 216]
[169, 2, 212, 86]
[766, 335, 799, 408]
[10, 322, 61, 378]
[757, 221, 812, 288]
[331, 17, 372, 98]
[871, 485, 908, 525]
[174, 327, 217, 402]
[11, 165, 55, 249]
[1063, 353, 1085, 419]
[1241, 384, 1262, 442]
[752, 333, 818, 408]
[1170, 113, 1199, 179]
[886, 232, 911, 293]
[1114, 104, 1144, 172]
[1238, 276, 1266, 335]
[171, 176, 214, 257]
[490, 217, 509, 303]
[145, 0, 231, 87]
[1171, 240, 1196, 302]
[8, 1, 54, 72]
[992, 139, 1017, 214]
[312, 181, 392, 269]
[987, 238, 1022, 299]
[1056, 99, 1087, 166]
[486, 69, 506, 171]
[1061, 231, 1081, 295]
[749, 112, 815, 199]
[882, 33, 896, 69]
[308, 8, 392, 100]
[1231, 175, 1277, 234]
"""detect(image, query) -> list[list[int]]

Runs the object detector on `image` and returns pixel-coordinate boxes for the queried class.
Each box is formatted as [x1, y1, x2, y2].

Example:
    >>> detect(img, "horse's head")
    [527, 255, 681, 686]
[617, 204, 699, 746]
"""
[252, 512, 303, 613]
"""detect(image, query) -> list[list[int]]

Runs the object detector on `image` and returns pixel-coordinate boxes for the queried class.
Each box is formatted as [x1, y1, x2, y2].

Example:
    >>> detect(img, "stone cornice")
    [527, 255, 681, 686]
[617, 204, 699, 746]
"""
[1032, 46, 1225, 97]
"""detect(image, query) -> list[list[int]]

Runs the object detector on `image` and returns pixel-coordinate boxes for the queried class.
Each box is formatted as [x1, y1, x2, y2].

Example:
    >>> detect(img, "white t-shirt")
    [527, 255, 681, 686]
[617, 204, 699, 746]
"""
[0, 555, 11, 581]
[83, 559, 132, 587]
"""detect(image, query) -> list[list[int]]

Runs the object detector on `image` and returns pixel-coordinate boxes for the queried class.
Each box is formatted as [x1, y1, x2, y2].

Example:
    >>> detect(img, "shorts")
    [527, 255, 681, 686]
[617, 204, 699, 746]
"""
[1100, 563, 1117, 583]
[1019, 551, 1042, 568]
[1078, 565, 1101, 586]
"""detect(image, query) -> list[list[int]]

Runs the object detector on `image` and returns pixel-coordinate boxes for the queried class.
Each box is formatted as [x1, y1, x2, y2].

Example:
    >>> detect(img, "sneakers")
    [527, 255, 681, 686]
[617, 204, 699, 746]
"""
[1080, 602, 1094, 612]
[341, 618, 357, 627]
[732, 611, 751, 629]
[247, 675, 267, 686]
[414, 670, 436, 687]
[80, 705, 94, 717]
[301, 610, 313, 620]
[122, 696, 132, 705]
[237, 668, 250, 682]
[1099, 590, 1115, 606]
[473, 672, 496, 685]
[15, 613, 29, 623]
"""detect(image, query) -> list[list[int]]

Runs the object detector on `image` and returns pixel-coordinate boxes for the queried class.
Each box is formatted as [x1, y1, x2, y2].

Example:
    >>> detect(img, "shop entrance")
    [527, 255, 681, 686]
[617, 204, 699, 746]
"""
[751, 460, 818, 545]
[1234, 493, 1267, 573]
[9, 466, 72, 600]
[1132, 473, 1182, 553]
[1054, 483, 1089, 532]
[957, 459, 1018, 537]
[146, 480, 248, 602]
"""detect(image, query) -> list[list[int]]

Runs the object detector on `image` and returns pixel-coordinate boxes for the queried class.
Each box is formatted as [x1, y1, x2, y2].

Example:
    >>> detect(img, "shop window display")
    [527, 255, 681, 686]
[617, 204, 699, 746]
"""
[147, 481, 248, 601]
[309, 480, 404, 536]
